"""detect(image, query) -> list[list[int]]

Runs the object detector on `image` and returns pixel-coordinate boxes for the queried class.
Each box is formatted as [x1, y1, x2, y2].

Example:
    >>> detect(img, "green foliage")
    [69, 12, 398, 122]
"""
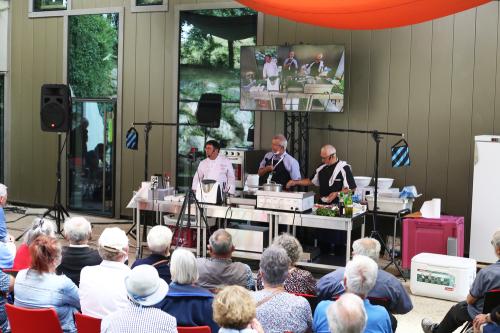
[68, 14, 118, 98]
[332, 78, 344, 94]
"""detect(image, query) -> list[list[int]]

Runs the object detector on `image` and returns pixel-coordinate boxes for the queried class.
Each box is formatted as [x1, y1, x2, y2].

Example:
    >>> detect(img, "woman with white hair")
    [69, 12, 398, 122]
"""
[253, 245, 312, 333]
[132, 225, 172, 283]
[57, 217, 102, 286]
[257, 233, 316, 295]
[79, 227, 130, 319]
[158, 248, 218, 333]
[13, 217, 56, 270]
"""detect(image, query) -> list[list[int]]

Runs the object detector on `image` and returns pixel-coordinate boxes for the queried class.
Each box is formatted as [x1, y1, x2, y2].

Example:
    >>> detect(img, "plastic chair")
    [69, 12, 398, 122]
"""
[293, 293, 320, 313]
[5, 303, 63, 333]
[460, 289, 500, 333]
[1, 269, 19, 277]
[177, 326, 212, 333]
[75, 312, 101, 333]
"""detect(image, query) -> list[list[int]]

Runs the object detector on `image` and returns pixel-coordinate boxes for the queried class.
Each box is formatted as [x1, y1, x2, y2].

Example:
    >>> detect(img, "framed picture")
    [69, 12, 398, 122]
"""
[131, 0, 168, 13]
[29, 0, 71, 18]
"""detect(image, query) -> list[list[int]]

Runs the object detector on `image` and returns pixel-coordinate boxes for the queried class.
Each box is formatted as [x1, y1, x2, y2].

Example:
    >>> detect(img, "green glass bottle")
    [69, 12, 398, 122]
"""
[344, 190, 353, 217]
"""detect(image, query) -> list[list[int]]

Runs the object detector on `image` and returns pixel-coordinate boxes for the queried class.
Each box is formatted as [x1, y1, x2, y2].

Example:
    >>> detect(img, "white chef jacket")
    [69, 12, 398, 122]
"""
[192, 155, 236, 194]
[263, 62, 279, 78]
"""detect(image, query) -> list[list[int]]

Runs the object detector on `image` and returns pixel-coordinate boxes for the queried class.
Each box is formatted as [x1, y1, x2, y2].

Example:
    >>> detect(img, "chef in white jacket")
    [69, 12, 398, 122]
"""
[192, 140, 236, 195]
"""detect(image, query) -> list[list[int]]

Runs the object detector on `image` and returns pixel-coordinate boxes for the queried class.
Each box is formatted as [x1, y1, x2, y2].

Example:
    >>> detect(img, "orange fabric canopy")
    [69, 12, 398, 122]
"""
[236, 0, 491, 30]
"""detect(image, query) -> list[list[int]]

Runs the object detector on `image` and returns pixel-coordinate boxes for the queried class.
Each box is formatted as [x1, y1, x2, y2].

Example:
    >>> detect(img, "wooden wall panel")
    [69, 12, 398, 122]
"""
[386, 27, 411, 187]
[346, 31, 371, 175]
[365, 30, 390, 179]
[406, 21, 432, 210]
[425, 16, 454, 212]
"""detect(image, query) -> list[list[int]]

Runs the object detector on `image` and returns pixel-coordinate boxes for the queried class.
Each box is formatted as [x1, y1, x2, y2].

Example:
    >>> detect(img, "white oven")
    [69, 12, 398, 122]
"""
[220, 149, 246, 189]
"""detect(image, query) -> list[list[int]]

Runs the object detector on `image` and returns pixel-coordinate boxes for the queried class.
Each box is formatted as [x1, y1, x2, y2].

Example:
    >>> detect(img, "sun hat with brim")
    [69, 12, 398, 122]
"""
[99, 227, 129, 253]
[125, 265, 169, 306]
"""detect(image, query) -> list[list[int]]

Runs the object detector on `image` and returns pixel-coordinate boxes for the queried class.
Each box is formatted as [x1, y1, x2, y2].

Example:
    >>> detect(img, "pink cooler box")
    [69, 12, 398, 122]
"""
[402, 216, 464, 270]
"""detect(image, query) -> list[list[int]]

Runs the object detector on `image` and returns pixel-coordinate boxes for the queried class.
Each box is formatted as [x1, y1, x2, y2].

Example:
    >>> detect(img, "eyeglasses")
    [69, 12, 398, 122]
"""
[321, 153, 336, 161]
[32, 218, 45, 230]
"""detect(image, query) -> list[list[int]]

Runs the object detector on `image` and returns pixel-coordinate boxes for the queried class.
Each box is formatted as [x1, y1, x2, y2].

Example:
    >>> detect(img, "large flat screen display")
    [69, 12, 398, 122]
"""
[240, 44, 345, 112]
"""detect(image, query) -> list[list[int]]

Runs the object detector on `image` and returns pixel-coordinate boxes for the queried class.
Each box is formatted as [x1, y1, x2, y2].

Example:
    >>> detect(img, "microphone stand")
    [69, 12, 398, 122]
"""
[309, 125, 405, 275]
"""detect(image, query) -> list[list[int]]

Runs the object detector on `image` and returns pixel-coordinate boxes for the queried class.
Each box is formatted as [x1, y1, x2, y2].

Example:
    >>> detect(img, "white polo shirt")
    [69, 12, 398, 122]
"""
[79, 260, 131, 319]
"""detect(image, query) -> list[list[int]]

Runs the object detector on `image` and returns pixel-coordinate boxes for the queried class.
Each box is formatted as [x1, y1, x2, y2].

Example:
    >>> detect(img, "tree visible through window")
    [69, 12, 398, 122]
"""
[176, 8, 257, 189]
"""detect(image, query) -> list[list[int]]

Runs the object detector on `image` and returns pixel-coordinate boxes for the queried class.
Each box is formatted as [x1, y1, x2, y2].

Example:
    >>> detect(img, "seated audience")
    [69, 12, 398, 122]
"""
[13, 218, 56, 270]
[213, 285, 264, 333]
[473, 304, 500, 333]
[79, 227, 130, 319]
[14, 235, 80, 333]
[132, 225, 173, 283]
[57, 217, 102, 286]
[257, 233, 315, 294]
[0, 270, 14, 333]
[197, 229, 254, 291]
[422, 229, 500, 333]
[0, 184, 16, 269]
[317, 237, 412, 330]
[101, 265, 177, 333]
[313, 255, 392, 333]
[326, 293, 367, 333]
[158, 248, 219, 333]
[253, 245, 312, 333]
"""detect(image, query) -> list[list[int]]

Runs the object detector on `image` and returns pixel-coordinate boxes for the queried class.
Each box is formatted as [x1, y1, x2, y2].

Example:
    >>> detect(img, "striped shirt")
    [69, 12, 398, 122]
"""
[101, 303, 177, 333]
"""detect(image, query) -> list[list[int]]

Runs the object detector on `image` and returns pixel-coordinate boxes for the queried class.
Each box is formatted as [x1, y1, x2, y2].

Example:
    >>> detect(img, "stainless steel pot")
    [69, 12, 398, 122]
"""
[262, 182, 282, 192]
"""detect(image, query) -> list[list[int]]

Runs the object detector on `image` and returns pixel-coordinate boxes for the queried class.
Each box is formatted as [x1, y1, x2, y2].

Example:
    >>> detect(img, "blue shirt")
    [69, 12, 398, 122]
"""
[468, 260, 500, 318]
[316, 267, 413, 314]
[313, 299, 391, 333]
[158, 282, 218, 333]
[259, 152, 301, 180]
[0, 271, 10, 333]
[14, 269, 80, 333]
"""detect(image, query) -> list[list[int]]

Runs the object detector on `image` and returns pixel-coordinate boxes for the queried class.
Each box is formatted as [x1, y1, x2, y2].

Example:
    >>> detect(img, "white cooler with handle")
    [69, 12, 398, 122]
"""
[410, 253, 476, 302]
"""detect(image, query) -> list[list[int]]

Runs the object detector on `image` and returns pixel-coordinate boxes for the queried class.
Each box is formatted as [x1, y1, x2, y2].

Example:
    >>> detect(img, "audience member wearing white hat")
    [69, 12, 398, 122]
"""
[79, 227, 130, 319]
[56, 217, 102, 286]
[101, 265, 176, 333]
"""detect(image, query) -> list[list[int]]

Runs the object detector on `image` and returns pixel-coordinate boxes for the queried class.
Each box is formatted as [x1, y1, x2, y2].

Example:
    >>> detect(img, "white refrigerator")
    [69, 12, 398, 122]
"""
[470, 135, 500, 263]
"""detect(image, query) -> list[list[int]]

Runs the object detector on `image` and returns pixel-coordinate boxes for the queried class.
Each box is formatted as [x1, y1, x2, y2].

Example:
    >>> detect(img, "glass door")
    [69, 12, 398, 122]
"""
[68, 99, 115, 215]
[66, 12, 119, 215]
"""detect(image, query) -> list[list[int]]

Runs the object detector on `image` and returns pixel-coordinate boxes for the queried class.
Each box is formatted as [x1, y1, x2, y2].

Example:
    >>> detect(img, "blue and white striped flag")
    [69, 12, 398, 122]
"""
[126, 127, 138, 150]
[391, 139, 410, 167]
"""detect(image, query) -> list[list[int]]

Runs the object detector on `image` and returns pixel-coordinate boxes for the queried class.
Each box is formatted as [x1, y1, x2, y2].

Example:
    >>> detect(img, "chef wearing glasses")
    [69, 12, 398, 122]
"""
[286, 144, 356, 204]
[258, 134, 301, 187]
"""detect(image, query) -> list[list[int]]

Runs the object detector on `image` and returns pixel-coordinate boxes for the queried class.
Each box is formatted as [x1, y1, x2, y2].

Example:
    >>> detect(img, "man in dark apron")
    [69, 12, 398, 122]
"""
[258, 134, 301, 187]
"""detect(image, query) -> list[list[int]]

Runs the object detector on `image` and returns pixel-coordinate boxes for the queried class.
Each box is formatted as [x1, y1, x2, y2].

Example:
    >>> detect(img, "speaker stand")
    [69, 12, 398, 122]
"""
[44, 133, 70, 234]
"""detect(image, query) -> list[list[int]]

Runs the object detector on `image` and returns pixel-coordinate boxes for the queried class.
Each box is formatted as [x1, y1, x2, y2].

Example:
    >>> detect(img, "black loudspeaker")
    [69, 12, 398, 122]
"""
[40, 84, 72, 132]
[196, 93, 222, 128]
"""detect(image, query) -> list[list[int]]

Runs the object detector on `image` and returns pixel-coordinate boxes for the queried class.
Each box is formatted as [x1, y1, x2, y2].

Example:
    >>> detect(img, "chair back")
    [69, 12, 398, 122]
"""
[293, 293, 319, 313]
[367, 296, 391, 311]
[177, 326, 212, 333]
[75, 312, 101, 333]
[1, 269, 19, 277]
[483, 289, 500, 314]
[5, 303, 63, 333]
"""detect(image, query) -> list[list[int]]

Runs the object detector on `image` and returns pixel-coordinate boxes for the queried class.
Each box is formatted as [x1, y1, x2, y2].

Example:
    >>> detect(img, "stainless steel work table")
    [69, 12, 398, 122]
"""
[133, 198, 365, 270]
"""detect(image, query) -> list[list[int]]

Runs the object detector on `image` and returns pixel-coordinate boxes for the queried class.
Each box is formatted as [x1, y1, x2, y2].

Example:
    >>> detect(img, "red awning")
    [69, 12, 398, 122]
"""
[236, 0, 491, 30]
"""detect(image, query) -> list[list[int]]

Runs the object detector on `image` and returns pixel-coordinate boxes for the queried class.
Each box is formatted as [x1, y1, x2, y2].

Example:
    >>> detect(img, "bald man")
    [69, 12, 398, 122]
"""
[287, 145, 356, 204]
[287, 145, 356, 255]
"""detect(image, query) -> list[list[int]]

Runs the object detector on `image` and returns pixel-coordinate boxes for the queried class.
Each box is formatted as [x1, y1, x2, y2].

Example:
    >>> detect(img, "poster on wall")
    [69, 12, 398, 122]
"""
[131, 0, 168, 12]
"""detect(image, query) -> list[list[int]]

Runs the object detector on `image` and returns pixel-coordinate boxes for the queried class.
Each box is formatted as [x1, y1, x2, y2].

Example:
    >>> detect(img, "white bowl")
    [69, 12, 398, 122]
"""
[376, 178, 394, 190]
[354, 176, 371, 188]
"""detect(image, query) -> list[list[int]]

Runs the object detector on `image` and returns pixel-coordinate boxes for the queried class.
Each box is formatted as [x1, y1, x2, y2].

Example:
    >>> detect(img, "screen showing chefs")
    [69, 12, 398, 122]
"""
[192, 140, 236, 195]
[258, 134, 301, 187]
[286, 144, 356, 203]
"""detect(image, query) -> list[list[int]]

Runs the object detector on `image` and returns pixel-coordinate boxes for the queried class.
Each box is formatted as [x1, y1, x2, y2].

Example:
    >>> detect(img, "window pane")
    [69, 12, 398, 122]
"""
[33, 0, 67, 12]
[68, 14, 119, 99]
[136, 0, 163, 6]
[177, 8, 257, 190]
